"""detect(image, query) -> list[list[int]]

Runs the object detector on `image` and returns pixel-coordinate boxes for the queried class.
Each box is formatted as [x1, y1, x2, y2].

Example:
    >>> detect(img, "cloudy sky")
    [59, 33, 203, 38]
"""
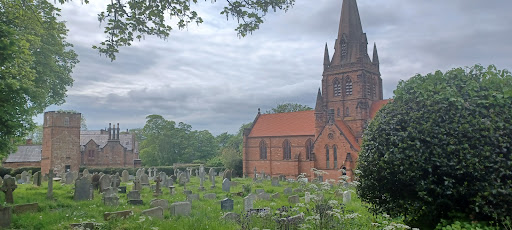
[37, 0, 512, 134]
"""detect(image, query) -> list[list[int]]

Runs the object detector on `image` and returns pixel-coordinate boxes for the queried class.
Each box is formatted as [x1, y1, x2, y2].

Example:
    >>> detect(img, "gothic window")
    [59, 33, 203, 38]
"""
[64, 117, 70, 126]
[372, 81, 377, 98]
[325, 145, 330, 169]
[337, 108, 341, 117]
[345, 78, 353, 95]
[366, 83, 371, 98]
[341, 37, 348, 59]
[283, 139, 291, 160]
[259, 140, 267, 160]
[333, 78, 341, 96]
[345, 107, 350, 117]
[305, 139, 313, 160]
[88, 150, 95, 158]
[333, 145, 338, 168]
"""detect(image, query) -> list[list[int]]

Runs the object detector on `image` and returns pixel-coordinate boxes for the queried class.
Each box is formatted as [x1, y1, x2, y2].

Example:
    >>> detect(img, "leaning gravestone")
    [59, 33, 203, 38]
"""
[1, 178, 17, 203]
[284, 187, 292, 195]
[74, 177, 94, 201]
[99, 175, 112, 192]
[33, 172, 42, 186]
[221, 198, 234, 211]
[142, 207, 164, 220]
[150, 199, 169, 210]
[222, 178, 231, 193]
[121, 170, 129, 183]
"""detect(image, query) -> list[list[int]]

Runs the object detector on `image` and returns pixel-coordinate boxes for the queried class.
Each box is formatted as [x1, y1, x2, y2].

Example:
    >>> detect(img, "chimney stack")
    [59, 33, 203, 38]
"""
[117, 123, 120, 140]
[108, 123, 112, 140]
[113, 124, 116, 140]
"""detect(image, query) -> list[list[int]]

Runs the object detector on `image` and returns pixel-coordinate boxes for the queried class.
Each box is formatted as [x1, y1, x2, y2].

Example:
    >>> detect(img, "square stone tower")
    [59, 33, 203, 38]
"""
[41, 111, 81, 175]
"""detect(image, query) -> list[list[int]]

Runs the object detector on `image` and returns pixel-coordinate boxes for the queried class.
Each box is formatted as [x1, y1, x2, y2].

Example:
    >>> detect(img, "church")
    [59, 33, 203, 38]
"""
[242, 0, 389, 181]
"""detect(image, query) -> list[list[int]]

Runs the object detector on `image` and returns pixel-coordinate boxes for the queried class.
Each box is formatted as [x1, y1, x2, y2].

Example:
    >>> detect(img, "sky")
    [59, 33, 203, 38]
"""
[37, 0, 512, 135]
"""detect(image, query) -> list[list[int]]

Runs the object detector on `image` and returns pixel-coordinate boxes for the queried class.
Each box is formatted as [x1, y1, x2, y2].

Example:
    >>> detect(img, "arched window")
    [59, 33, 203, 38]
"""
[345, 107, 350, 117]
[305, 139, 313, 160]
[333, 78, 341, 96]
[333, 145, 338, 168]
[345, 78, 353, 95]
[337, 108, 341, 117]
[372, 80, 377, 98]
[259, 140, 267, 160]
[325, 145, 330, 169]
[283, 139, 291, 160]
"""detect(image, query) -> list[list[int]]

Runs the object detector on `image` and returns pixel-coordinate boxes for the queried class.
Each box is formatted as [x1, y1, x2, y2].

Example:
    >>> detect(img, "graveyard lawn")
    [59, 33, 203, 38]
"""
[2, 177, 408, 230]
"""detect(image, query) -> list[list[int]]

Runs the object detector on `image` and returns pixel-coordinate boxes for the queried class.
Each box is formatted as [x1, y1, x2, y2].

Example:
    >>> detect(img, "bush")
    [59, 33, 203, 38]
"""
[0, 167, 12, 178]
[11, 167, 40, 176]
[358, 65, 512, 228]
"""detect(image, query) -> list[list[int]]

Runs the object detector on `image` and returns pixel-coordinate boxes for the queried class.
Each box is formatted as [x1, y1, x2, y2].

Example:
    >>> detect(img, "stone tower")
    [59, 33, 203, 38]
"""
[41, 111, 81, 175]
[319, 0, 383, 141]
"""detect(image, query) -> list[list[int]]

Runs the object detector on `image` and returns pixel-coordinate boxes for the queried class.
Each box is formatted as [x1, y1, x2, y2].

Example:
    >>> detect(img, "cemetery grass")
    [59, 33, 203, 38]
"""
[2, 177, 407, 230]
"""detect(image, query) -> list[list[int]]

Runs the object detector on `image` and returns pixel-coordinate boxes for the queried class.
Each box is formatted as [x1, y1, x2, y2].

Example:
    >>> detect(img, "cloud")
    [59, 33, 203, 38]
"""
[37, 0, 512, 135]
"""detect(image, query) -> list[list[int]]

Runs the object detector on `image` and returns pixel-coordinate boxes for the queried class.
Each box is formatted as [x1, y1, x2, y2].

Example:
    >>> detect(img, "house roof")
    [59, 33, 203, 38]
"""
[80, 130, 135, 151]
[335, 120, 360, 150]
[249, 110, 315, 137]
[370, 99, 391, 119]
[4, 145, 42, 163]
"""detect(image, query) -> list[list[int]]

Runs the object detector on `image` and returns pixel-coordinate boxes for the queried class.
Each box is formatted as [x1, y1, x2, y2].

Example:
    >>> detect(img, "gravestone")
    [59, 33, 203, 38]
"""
[288, 195, 299, 204]
[279, 175, 286, 181]
[222, 178, 230, 193]
[198, 165, 205, 191]
[121, 170, 129, 183]
[142, 207, 164, 220]
[91, 174, 101, 190]
[128, 199, 143, 205]
[127, 190, 141, 200]
[271, 177, 280, 186]
[293, 188, 303, 194]
[272, 192, 280, 199]
[12, 203, 38, 214]
[221, 198, 234, 211]
[33, 172, 42, 186]
[186, 193, 200, 202]
[243, 194, 254, 212]
[305, 192, 310, 203]
[74, 177, 93, 201]
[65, 172, 74, 184]
[82, 169, 89, 177]
[133, 178, 142, 191]
[1, 177, 17, 203]
[218, 172, 224, 179]
[0, 206, 11, 228]
[112, 175, 120, 189]
[15, 174, 22, 184]
[255, 189, 265, 194]
[153, 176, 162, 197]
[183, 190, 192, 195]
[159, 172, 167, 183]
[99, 175, 112, 192]
[103, 195, 119, 206]
[150, 199, 169, 210]
[47, 169, 54, 199]
[221, 212, 240, 222]
[168, 186, 175, 195]
[317, 175, 323, 182]
[209, 168, 216, 188]
[135, 169, 142, 177]
[104, 210, 133, 220]
[343, 191, 351, 204]
[204, 193, 216, 200]
[223, 169, 232, 181]
[178, 173, 186, 186]
[170, 202, 191, 216]
[258, 192, 270, 201]
[140, 174, 150, 186]
[21, 171, 29, 184]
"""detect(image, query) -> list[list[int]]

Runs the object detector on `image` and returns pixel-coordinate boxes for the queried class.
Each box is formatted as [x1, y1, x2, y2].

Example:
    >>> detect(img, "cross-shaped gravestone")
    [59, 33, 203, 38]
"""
[133, 178, 142, 191]
[153, 176, 162, 197]
[47, 169, 54, 199]
[1, 177, 17, 204]
[209, 168, 216, 188]
[112, 176, 120, 190]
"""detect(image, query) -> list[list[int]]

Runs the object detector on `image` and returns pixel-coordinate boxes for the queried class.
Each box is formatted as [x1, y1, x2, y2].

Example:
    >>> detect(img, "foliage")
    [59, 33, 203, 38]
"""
[358, 64, 512, 228]
[0, 0, 78, 158]
[217, 122, 252, 175]
[55, 0, 295, 61]
[220, 147, 242, 175]
[0, 167, 41, 177]
[24, 124, 43, 145]
[265, 103, 312, 114]
[139, 115, 219, 166]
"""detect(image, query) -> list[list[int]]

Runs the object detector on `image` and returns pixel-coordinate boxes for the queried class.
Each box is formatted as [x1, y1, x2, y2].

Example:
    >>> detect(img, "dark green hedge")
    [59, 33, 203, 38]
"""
[0, 167, 41, 178]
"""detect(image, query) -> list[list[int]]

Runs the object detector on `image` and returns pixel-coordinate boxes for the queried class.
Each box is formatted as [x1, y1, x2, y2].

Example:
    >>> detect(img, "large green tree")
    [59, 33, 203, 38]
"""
[0, 0, 78, 157]
[357, 65, 512, 228]
[57, 0, 295, 60]
[265, 103, 312, 114]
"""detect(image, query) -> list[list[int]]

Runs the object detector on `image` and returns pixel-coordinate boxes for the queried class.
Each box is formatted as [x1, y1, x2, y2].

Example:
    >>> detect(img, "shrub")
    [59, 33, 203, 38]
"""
[11, 167, 40, 176]
[358, 65, 512, 228]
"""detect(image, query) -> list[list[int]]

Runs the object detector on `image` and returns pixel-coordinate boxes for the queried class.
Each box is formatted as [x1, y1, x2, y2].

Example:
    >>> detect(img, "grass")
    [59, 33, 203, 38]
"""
[2, 176, 409, 230]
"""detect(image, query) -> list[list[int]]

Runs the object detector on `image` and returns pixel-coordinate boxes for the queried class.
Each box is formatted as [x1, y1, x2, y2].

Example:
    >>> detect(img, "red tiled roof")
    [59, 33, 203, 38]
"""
[335, 120, 360, 150]
[370, 99, 391, 119]
[249, 110, 315, 137]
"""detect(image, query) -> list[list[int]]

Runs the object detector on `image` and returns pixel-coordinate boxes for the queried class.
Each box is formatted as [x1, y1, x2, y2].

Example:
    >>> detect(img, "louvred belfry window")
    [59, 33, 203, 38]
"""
[346, 78, 353, 95]
[334, 79, 341, 96]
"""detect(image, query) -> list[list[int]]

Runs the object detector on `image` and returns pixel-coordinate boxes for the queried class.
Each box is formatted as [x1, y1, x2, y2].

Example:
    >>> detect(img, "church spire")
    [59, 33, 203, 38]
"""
[315, 88, 323, 112]
[323, 43, 330, 70]
[372, 42, 379, 64]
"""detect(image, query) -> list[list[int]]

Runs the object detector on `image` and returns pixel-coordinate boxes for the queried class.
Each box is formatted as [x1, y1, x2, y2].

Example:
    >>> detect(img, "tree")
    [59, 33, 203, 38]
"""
[218, 122, 252, 175]
[0, 0, 78, 157]
[357, 65, 512, 228]
[265, 103, 312, 114]
[56, 0, 295, 61]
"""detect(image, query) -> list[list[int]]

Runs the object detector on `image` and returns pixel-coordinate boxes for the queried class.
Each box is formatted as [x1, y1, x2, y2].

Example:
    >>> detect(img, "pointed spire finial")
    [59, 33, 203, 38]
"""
[324, 43, 330, 69]
[315, 88, 323, 112]
[373, 42, 379, 64]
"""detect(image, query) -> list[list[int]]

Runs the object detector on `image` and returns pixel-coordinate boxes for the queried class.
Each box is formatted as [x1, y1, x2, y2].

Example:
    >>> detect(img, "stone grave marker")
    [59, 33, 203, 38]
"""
[168, 186, 175, 195]
[21, 171, 29, 184]
[258, 192, 270, 201]
[82, 169, 89, 177]
[170, 202, 191, 216]
[198, 165, 205, 191]
[293, 188, 303, 194]
[133, 177, 142, 191]
[142, 207, 164, 220]
[253, 167, 257, 181]
[15, 174, 22, 183]
[47, 169, 54, 199]
[186, 193, 199, 202]
[203, 193, 216, 200]
[343, 191, 351, 204]
[65, 172, 74, 184]
[112, 174, 121, 189]
[271, 192, 280, 199]
[221, 198, 234, 211]
[91, 174, 101, 190]
[153, 176, 162, 197]
[279, 175, 286, 181]
[99, 174, 112, 192]
[140, 174, 150, 186]
[305, 192, 310, 203]
[0, 206, 11, 228]
[33, 171, 41, 186]
[243, 194, 255, 212]
[150, 199, 169, 210]
[255, 189, 265, 194]
[104, 210, 133, 221]
[13, 203, 38, 214]
[271, 177, 280, 186]
[288, 195, 299, 204]
[127, 190, 140, 200]
[218, 172, 224, 179]
[209, 168, 216, 188]
[222, 178, 231, 192]
[224, 169, 232, 181]
[1, 177, 17, 204]
[221, 212, 240, 222]
[74, 177, 93, 201]
[121, 170, 129, 182]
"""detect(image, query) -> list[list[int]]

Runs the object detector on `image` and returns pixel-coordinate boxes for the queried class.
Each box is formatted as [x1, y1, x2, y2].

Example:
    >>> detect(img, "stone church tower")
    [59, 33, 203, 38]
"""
[317, 0, 383, 141]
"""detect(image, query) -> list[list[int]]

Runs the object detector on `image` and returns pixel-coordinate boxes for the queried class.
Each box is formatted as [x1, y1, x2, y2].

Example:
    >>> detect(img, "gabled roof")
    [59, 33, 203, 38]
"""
[5, 145, 42, 163]
[80, 130, 135, 151]
[335, 120, 360, 151]
[370, 99, 391, 119]
[249, 110, 315, 137]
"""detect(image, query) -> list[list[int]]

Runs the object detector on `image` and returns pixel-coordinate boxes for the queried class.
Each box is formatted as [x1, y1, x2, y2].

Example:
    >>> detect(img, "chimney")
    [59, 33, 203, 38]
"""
[108, 123, 112, 140]
[26, 139, 33, 145]
[113, 124, 116, 141]
[117, 123, 120, 140]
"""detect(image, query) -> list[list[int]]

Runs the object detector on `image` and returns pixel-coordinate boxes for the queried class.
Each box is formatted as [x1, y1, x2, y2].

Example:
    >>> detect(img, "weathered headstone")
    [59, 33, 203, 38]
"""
[224, 169, 232, 181]
[21, 171, 29, 184]
[221, 212, 240, 222]
[91, 174, 101, 190]
[153, 176, 162, 197]
[186, 193, 200, 202]
[112, 174, 120, 189]
[255, 189, 265, 194]
[258, 192, 271, 201]
[133, 177, 142, 191]
[0, 206, 11, 228]
[221, 198, 234, 211]
[204, 193, 216, 200]
[253, 167, 257, 181]
[127, 190, 141, 200]
[168, 186, 175, 195]
[121, 170, 130, 183]
[288, 195, 299, 204]
[74, 177, 93, 201]
[150, 199, 169, 210]
[33, 172, 42, 186]
[243, 194, 254, 212]
[305, 192, 310, 203]
[271, 177, 280, 186]
[99, 175, 112, 192]
[279, 175, 286, 181]
[82, 169, 89, 177]
[222, 178, 230, 193]
[209, 168, 216, 188]
[142, 207, 164, 219]
[65, 172, 74, 184]
[170, 202, 191, 216]
[140, 174, 150, 186]
[104, 210, 133, 220]
[47, 169, 54, 199]
[271, 192, 280, 199]
[1, 177, 17, 204]
[198, 165, 205, 191]
[343, 191, 351, 204]
[103, 195, 119, 206]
